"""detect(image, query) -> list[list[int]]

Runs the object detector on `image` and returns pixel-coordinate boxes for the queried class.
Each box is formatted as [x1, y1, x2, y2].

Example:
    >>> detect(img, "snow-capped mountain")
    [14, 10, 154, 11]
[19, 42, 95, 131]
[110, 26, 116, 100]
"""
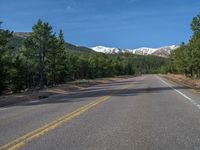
[152, 45, 177, 57]
[91, 45, 178, 57]
[126, 47, 157, 55]
[91, 46, 121, 54]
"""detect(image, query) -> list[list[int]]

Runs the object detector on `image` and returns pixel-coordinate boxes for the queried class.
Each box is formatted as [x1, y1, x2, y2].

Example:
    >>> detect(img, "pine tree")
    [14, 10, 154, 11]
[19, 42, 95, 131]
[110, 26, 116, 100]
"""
[56, 30, 68, 83]
[25, 19, 54, 88]
[0, 22, 13, 93]
[165, 13, 200, 77]
[190, 14, 200, 78]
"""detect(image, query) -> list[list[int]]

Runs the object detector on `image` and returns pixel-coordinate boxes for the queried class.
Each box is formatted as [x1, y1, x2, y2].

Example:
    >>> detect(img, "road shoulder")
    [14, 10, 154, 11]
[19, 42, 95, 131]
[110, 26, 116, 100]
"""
[159, 74, 200, 94]
[0, 76, 133, 107]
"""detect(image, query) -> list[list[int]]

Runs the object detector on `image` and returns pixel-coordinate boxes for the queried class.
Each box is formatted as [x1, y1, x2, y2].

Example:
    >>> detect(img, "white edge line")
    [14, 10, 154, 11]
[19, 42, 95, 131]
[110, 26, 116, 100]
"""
[156, 75, 200, 110]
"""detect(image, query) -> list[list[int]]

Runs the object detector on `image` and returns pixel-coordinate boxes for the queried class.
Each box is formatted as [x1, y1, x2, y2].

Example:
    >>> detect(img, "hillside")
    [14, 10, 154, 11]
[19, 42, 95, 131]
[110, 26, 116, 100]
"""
[12, 32, 177, 57]
[63, 42, 93, 53]
[12, 32, 94, 53]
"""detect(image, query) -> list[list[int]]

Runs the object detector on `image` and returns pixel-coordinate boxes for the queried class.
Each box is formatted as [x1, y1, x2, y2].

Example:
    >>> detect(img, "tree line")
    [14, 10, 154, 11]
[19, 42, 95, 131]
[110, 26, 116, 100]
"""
[0, 20, 166, 94]
[160, 13, 200, 78]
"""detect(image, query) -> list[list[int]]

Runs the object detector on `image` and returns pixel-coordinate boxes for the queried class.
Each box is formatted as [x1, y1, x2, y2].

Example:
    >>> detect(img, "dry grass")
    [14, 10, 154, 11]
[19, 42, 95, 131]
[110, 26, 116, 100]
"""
[161, 74, 200, 89]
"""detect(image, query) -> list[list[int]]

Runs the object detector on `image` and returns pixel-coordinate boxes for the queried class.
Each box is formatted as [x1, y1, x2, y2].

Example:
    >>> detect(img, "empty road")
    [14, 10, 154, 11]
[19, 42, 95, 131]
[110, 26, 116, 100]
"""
[1, 75, 200, 150]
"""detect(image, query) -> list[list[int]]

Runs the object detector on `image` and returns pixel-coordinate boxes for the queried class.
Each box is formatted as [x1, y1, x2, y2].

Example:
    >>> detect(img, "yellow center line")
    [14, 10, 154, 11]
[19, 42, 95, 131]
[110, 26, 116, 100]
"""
[0, 84, 132, 150]
[0, 96, 106, 150]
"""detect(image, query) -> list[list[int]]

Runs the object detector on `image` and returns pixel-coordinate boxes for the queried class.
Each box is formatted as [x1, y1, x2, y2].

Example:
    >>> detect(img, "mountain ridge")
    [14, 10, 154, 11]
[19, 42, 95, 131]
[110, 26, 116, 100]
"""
[12, 32, 94, 53]
[91, 45, 178, 57]
[13, 32, 178, 57]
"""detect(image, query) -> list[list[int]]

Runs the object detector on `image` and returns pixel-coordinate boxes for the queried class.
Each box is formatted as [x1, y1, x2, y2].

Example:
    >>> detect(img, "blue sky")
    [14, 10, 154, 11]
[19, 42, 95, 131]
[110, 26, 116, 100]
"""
[0, 0, 200, 48]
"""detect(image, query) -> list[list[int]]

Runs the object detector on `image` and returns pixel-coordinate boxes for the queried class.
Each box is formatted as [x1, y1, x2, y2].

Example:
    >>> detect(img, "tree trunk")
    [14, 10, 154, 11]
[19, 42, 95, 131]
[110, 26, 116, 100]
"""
[39, 50, 45, 88]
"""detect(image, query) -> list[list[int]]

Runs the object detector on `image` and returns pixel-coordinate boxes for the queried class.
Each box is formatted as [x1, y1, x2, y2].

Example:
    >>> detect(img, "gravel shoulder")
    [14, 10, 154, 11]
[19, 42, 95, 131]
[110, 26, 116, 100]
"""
[160, 74, 200, 93]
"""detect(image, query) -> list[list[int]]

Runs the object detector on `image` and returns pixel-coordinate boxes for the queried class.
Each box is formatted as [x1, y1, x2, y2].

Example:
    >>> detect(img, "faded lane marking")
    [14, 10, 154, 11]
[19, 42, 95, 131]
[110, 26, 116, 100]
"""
[0, 107, 10, 111]
[156, 76, 200, 109]
[0, 84, 132, 150]
[27, 100, 41, 104]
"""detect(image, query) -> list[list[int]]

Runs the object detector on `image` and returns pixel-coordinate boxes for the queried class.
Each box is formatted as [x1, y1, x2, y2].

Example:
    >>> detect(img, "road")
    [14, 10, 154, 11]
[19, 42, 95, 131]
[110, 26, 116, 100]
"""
[1, 75, 200, 150]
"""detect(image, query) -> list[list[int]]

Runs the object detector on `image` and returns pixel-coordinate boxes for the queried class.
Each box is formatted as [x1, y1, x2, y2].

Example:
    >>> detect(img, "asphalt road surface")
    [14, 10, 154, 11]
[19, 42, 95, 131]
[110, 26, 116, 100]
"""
[1, 75, 200, 150]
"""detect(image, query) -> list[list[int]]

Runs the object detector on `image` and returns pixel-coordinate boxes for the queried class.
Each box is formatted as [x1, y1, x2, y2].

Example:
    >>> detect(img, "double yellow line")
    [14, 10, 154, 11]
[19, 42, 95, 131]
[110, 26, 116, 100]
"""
[0, 84, 131, 150]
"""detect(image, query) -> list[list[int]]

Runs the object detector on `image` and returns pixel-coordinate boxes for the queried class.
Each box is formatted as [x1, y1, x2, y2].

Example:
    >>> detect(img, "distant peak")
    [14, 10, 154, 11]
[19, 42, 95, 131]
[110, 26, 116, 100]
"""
[13, 32, 31, 38]
[91, 45, 178, 57]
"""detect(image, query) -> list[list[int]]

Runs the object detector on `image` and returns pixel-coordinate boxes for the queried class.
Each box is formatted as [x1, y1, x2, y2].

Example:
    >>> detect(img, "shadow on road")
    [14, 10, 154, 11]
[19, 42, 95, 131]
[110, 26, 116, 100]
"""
[0, 78, 190, 108]
[21, 84, 189, 107]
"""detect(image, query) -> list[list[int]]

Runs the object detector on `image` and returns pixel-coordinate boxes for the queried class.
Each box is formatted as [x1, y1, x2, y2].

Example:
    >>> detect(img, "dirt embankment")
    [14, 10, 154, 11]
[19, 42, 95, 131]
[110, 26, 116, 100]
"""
[161, 74, 200, 89]
[0, 76, 133, 107]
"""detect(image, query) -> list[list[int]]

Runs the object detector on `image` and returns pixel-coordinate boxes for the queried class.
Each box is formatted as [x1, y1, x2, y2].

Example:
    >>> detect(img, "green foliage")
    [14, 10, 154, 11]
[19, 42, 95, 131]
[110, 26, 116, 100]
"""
[163, 13, 200, 78]
[0, 22, 13, 93]
[11, 56, 27, 92]
[191, 14, 200, 34]
[0, 20, 166, 94]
